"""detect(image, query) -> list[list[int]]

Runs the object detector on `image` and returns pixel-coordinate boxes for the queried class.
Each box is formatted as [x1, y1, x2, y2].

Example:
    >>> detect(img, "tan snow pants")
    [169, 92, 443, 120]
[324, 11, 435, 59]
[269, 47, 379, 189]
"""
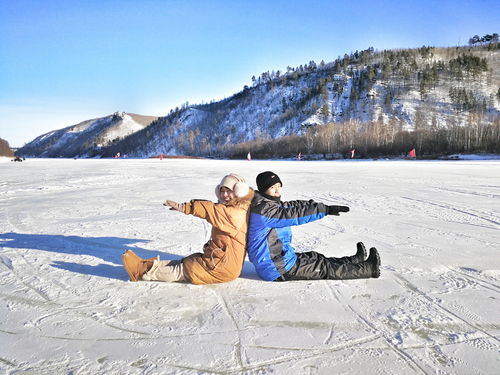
[142, 258, 186, 282]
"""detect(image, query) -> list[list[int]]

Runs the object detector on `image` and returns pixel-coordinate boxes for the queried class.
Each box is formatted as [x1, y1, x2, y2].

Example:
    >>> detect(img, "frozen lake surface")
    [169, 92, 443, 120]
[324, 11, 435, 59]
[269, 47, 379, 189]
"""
[1, 158, 499, 374]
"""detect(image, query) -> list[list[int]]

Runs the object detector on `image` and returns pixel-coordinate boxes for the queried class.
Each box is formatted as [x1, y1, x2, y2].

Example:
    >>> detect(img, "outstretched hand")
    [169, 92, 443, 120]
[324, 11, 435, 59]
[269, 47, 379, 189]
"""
[163, 200, 185, 212]
[326, 205, 350, 216]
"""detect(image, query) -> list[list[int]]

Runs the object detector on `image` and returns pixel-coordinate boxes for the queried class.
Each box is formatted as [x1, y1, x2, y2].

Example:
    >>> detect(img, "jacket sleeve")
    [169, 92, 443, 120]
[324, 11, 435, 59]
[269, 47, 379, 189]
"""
[282, 199, 318, 209]
[255, 199, 327, 229]
[184, 200, 240, 233]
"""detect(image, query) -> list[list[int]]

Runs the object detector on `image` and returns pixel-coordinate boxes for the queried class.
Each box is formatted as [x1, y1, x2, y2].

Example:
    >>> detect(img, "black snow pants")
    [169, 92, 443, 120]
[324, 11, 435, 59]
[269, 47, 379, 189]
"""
[275, 251, 371, 281]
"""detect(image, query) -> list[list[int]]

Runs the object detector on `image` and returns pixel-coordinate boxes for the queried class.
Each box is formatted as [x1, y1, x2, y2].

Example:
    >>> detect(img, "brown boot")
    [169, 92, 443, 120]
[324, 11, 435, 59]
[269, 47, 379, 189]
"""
[122, 250, 156, 281]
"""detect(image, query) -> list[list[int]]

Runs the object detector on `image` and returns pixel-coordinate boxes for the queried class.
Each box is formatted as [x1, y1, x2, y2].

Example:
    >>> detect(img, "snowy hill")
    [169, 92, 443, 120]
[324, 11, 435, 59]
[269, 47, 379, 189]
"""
[104, 44, 500, 158]
[17, 112, 158, 158]
[18, 44, 500, 158]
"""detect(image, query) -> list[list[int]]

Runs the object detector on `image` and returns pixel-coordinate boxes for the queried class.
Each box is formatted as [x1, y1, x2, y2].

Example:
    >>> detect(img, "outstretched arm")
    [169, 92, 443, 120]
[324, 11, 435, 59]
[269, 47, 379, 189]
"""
[255, 199, 327, 228]
[283, 199, 349, 215]
[164, 199, 241, 232]
[254, 199, 349, 228]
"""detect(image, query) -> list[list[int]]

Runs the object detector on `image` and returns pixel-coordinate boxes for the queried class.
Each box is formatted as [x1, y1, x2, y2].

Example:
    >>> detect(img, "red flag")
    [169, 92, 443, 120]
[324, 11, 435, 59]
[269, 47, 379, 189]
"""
[409, 148, 416, 158]
[159, 153, 163, 160]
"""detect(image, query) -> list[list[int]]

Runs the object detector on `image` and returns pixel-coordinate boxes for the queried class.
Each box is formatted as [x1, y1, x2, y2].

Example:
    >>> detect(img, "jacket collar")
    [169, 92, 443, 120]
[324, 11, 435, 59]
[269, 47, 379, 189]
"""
[257, 191, 282, 202]
[225, 188, 255, 208]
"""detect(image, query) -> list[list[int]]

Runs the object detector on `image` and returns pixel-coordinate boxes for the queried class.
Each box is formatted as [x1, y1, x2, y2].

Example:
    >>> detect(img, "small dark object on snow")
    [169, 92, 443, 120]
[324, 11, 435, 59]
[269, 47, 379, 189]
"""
[11, 156, 23, 162]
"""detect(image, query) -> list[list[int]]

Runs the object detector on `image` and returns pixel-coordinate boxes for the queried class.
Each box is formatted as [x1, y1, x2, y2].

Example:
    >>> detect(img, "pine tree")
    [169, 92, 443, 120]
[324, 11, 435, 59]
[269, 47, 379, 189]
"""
[384, 92, 392, 112]
[334, 60, 341, 74]
[321, 103, 329, 119]
[469, 35, 481, 45]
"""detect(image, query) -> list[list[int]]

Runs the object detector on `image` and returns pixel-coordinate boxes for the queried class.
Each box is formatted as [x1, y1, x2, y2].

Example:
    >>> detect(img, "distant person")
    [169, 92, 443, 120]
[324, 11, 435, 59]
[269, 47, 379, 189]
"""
[247, 171, 381, 281]
[122, 174, 254, 284]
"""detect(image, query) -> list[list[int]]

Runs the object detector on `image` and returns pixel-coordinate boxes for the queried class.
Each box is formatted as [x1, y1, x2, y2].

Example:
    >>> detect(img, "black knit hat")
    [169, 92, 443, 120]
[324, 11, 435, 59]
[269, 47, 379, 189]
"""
[256, 171, 282, 193]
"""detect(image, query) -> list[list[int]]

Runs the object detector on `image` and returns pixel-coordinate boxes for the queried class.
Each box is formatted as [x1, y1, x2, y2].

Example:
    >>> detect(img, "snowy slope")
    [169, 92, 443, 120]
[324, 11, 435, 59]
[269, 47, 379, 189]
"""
[0, 159, 499, 374]
[17, 112, 157, 158]
[111, 46, 500, 158]
[16, 45, 500, 159]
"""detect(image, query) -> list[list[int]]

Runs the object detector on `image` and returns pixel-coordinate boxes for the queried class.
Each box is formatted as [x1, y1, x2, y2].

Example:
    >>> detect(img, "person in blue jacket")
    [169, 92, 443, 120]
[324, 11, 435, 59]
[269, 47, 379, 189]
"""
[247, 171, 381, 281]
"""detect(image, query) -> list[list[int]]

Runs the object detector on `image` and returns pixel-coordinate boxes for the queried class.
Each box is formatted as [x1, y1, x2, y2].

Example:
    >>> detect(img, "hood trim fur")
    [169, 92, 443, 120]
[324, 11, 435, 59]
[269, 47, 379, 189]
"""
[225, 188, 254, 208]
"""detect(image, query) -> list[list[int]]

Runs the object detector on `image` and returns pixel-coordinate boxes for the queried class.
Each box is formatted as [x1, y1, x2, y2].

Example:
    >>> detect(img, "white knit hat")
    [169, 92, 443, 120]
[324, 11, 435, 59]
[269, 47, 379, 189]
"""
[215, 173, 250, 201]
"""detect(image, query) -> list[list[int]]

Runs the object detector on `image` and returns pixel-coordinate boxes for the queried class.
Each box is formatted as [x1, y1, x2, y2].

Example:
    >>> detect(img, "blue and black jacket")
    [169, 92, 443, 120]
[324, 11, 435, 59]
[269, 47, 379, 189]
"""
[247, 191, 327, 281]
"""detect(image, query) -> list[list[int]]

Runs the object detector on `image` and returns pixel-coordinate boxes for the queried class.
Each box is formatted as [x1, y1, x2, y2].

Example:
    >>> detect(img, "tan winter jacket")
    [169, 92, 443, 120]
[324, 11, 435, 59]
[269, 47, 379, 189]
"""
[181, 189, 254, 285]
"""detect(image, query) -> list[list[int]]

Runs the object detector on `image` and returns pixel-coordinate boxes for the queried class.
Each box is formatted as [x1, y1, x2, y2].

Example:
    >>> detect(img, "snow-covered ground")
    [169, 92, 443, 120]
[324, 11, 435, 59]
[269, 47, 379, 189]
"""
[1, 158, 499, 374]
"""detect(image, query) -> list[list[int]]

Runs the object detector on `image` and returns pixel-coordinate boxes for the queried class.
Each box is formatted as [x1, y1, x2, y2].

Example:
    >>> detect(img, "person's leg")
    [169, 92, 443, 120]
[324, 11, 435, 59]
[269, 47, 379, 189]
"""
[281, 247, 380, 281]
[142, 258, 187, 282]
[280, 251, 326, 280]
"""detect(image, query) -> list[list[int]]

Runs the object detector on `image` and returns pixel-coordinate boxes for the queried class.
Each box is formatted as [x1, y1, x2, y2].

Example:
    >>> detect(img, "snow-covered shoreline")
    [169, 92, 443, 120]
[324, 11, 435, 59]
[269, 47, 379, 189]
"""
[1, 159, 499, 374]
[5, 152, 500, 163]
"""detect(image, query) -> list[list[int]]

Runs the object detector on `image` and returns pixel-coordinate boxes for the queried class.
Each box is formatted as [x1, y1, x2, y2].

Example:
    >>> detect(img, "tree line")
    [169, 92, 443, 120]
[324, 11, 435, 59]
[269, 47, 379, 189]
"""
[221, 113, 500, 159]
[468, 33, 499, 46]
[97, 43, 499, 159]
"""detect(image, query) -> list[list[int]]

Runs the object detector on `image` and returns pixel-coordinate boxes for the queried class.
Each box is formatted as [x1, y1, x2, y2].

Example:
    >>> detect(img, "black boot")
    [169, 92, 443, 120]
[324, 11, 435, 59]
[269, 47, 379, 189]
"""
[366, 247, 381, 278]
[353, 242, 367, 263]
[324, 246, 380, 280]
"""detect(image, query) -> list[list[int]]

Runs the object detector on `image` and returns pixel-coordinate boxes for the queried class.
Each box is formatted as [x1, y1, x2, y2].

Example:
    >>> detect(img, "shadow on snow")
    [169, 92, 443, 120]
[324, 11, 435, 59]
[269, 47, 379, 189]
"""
[0, 232, 180, 280]
[0, 232, 260, 281]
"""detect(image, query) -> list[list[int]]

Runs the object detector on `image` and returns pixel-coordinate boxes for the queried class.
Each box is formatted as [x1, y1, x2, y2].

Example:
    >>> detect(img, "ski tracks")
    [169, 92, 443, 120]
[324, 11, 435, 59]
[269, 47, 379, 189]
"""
[327, 265, 500, 374]
[212, 287, 246, 370]
[391, 271, 500, 345]
[325, 282, 430, 374]
[329, 279, 498, 374]
[205, 284, 385, 374]
[400, 196, 500, 228]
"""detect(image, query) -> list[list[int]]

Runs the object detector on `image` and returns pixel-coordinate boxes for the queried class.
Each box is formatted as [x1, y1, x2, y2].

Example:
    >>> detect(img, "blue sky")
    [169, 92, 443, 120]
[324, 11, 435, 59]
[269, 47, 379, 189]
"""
[1, 0, 499, 146]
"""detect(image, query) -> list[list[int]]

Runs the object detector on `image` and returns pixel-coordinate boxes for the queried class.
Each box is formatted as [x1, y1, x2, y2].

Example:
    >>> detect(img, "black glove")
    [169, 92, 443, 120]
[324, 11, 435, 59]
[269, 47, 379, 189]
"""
[326, 205, 350, 215]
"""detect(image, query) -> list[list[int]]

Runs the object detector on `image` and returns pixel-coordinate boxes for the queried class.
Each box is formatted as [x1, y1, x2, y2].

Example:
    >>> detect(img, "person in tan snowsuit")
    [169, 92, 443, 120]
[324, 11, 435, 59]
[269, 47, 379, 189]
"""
[122, 174, 254, 285]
